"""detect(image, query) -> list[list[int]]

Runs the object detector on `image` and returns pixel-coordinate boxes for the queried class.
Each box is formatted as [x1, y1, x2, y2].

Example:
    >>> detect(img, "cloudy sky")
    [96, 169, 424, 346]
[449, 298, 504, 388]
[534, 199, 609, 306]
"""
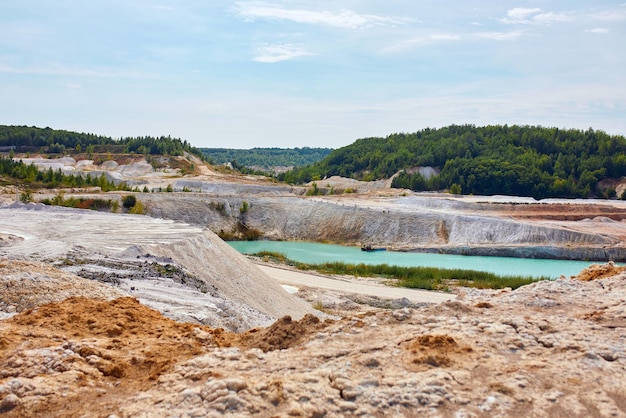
[1, 1, 625, 148]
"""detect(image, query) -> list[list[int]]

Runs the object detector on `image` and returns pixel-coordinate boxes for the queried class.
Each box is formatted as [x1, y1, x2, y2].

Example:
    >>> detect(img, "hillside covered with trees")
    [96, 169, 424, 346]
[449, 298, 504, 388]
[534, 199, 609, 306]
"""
[0, 125, 204, 157]
[201, 147, 332, 170]
[279, 125, 626, 199]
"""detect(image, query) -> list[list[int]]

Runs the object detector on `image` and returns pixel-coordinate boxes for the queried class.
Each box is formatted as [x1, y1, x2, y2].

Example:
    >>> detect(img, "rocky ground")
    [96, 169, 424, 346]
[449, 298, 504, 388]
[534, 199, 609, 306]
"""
[1, 262, 625, 417]
[2, 154, 626, 416]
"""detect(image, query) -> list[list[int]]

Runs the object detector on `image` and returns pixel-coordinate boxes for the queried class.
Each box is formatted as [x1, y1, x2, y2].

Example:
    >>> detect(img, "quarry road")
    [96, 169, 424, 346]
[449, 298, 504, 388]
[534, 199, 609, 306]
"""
[258, 265, 455, 304]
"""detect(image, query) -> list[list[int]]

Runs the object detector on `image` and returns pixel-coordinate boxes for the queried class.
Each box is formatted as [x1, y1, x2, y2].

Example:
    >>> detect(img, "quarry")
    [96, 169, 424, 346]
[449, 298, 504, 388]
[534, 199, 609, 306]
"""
[1, 154, 626, 417]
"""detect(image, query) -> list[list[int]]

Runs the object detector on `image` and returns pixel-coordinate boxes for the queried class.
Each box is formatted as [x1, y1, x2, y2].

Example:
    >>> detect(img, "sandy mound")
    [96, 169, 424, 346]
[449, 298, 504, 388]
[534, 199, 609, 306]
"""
[0, 297, 230, 416]
[0, 206, 317, 331]
[239, 314, 332, 352]
[0, 296, 329, 417]
[0, 259, 125, 319]
[401, 334, 473, 372]
[576, 261, 626, 281]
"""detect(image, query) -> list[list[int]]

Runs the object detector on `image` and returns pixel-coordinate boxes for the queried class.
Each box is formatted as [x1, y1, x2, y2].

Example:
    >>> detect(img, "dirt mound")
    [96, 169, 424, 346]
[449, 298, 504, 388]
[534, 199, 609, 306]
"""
[238, 314, 333, 352]
[0, 259, 125, 317]
[576, 261, 626, 281]
[401, 334, 473, 371]
[0, 297, 328, 417]
[0, 296, 241, 417]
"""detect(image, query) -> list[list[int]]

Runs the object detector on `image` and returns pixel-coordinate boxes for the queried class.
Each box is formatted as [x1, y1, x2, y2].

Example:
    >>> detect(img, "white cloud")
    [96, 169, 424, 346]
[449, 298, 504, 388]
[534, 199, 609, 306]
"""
[66, 82, 82, 90]
[593, 9, 626, 21]
[585, 28, 610, 34]
[477, 30, 525, 41]
[382, 33, 460, 53]
[502, 7, 541, 23]
[235, 2, 411, 29]
[253, 43, 314, 63]
[501, 8, 571, 25]
[533, 12, 571, 24]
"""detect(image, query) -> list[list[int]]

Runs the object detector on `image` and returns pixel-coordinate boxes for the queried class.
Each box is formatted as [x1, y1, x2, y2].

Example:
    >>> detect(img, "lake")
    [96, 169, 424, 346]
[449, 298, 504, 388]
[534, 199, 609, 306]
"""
[228, 241, 603, 279]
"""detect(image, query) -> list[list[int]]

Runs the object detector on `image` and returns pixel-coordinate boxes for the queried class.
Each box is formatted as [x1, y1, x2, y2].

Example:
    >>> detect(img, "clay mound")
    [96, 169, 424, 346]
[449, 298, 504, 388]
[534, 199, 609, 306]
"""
[576, 261, 626, 281]
[0, 259, 125, 317]
[238, 314, 333, 352]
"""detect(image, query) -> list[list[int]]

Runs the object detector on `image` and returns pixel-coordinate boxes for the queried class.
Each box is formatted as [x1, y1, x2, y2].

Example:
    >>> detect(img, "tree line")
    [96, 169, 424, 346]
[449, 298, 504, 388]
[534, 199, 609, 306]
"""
[279, 125, 626, 199]
[0, 154, 130, 191]
[201, 147, 333, 170]
[0, 125, 204, 158]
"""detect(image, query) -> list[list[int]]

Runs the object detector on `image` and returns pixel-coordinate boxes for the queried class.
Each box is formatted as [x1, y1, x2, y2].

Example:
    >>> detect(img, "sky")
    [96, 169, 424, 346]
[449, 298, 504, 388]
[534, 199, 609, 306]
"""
[1, 1, 625, 149]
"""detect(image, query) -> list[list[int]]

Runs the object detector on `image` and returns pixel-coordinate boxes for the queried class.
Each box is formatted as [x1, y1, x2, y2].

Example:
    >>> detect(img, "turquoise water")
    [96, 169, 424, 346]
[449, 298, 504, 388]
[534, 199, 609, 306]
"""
[228, 241, 602, 279]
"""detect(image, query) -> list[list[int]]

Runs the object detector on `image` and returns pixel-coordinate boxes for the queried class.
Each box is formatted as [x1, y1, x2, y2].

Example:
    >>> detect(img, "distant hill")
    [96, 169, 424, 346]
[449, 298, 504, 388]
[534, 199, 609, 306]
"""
[200, 147, 333, 171]
[0, 125, 204, 158]
[279, 125, 626, 200]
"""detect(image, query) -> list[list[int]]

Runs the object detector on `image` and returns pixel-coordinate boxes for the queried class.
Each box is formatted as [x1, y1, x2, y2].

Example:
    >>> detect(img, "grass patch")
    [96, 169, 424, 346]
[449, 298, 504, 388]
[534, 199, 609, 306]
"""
[252, 251, 546, 291]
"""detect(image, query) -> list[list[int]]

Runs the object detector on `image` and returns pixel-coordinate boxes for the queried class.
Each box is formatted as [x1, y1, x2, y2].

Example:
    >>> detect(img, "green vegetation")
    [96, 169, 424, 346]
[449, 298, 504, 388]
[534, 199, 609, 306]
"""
[280, 125, 626, 199]
[127, 199, 146, 215]
[122, 195, 137, 209]
[201, 147, 333, 171]
[19, 189, 33, 203]
[216, 200, 262, 241]
[0, 154, 130, 191]
[253, 251, 545, 291]
[217, 224, 263, 241]
[40, 193, 118, 212]
[0, 125, 205, 158]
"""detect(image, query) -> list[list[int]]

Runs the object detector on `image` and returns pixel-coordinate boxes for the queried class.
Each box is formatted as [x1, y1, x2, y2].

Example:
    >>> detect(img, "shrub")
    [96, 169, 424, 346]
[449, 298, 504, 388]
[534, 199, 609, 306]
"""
[306, 182, 321, 196]
[122, 195, 137, 209]
[128, 200, 145, 214]
[20, 190, 33, 203]
[606, 188, 616, 199]
[449, 183, 462, 194]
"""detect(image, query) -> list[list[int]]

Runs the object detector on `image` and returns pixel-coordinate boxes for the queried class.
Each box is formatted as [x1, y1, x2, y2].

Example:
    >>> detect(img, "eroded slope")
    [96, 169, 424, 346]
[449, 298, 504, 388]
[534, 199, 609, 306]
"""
[0, 205, 315, 331]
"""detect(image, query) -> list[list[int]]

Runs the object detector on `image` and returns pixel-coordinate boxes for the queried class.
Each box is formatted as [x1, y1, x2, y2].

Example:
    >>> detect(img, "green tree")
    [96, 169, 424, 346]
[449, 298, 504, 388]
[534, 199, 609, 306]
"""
[449, 183, 462, 194]
[122, 195, 137, 210]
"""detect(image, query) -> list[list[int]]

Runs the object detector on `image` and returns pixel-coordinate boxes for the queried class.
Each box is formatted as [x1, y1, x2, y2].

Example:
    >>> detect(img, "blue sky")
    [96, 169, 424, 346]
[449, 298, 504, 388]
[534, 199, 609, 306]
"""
[1, 1, 625, 148]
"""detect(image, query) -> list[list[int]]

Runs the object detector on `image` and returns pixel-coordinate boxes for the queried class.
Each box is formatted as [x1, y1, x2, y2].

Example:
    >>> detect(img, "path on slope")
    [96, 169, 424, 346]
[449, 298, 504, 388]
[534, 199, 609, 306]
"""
[258, 265, 454, 304]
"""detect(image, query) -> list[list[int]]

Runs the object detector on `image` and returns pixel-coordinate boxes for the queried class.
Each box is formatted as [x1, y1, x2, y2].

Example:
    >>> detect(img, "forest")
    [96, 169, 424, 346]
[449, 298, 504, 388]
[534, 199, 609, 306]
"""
[0, 125, 204, 158]
[279, 125, 626, 199]
[200, 147, 332, 170]
[0, 154, 129, 191]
